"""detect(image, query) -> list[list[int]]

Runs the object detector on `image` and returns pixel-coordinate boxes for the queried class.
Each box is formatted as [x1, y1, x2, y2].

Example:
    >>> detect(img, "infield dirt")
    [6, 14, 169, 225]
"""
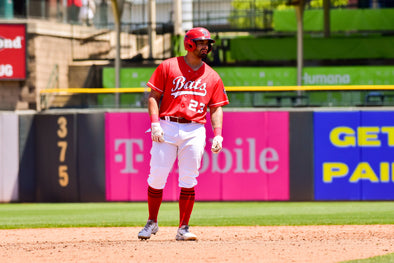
[0, 225, 393, 263]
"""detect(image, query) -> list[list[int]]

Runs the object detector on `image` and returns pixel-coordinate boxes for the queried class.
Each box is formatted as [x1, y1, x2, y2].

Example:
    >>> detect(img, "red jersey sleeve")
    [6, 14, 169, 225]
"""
[209, 76, 229, 108]
[147, 63, 166, 93]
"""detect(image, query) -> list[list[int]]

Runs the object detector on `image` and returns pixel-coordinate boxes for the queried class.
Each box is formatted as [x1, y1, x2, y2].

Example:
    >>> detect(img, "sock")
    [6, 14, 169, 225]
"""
[148, 186, 163, 222]
[179, 187, 195, 227]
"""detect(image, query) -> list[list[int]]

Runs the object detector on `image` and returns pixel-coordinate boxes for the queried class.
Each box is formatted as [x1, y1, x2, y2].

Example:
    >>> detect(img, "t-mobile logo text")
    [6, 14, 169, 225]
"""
[200, 138, 280, 174]
[114, 139, 144, 173]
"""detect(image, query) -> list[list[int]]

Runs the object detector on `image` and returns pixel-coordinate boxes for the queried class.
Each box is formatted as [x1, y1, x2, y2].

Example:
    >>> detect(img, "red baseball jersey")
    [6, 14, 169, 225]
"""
[147, 57, 229, 124]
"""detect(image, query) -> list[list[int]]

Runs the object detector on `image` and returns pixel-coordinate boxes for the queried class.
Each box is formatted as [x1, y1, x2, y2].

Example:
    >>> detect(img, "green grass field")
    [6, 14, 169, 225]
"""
[1, 201, 393, 263]
[344, 253, 394, 263]
[0, 201, 393, 229]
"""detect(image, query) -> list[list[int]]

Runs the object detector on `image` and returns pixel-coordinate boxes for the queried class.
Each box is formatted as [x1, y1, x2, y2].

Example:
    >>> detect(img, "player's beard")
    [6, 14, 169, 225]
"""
[198, 49, 208, 59]
[199, 53, 207, 59]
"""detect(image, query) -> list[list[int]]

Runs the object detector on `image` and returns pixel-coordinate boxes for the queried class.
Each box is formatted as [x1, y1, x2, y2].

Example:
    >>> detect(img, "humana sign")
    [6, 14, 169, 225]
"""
[303, 72, 351, 85]
[0, 36, 23, 49]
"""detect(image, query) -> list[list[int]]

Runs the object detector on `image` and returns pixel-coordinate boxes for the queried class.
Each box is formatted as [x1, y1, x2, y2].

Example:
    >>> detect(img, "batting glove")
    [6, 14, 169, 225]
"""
[211, 135, 223, 154]
[151, 122, 164, 142]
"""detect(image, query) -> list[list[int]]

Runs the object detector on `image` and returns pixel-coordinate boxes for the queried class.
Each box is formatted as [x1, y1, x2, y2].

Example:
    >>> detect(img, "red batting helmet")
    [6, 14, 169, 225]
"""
[184, 27, 215, 53]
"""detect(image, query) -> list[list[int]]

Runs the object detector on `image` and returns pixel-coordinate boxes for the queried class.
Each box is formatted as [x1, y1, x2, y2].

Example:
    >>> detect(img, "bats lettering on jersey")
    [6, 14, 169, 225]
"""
[147, 57, 229, 124]
[171, 76, 207, 98]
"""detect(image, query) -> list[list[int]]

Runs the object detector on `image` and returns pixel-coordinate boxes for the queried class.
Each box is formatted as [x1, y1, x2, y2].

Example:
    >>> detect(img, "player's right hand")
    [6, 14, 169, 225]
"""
[151, 122, 164, 142]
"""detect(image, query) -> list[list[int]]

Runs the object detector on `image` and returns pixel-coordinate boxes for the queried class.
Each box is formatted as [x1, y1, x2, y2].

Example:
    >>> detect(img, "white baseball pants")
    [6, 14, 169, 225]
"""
[148, 119, 206, 189]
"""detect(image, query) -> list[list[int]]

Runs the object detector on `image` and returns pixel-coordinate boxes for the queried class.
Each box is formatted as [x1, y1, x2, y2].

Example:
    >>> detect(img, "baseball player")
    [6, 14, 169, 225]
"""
[138, 27, 229, 241]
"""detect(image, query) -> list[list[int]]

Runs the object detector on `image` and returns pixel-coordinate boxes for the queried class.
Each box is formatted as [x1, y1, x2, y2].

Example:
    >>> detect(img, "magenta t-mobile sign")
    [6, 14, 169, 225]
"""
[105, 111, 289, 201]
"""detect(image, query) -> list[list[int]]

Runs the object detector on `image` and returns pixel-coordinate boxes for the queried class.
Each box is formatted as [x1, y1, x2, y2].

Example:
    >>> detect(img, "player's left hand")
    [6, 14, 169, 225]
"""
[211, 135, 223, 154]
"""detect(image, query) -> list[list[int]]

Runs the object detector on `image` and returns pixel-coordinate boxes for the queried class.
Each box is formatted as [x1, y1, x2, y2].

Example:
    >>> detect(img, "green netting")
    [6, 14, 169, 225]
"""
[274, 8, 394, 31]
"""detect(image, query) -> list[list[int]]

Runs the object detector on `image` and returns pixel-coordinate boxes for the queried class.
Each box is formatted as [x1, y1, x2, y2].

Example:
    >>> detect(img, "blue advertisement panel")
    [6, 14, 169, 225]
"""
[314, 111, 394, 200]
[314, 112, 362, 200]
[360, 112, 394, 200]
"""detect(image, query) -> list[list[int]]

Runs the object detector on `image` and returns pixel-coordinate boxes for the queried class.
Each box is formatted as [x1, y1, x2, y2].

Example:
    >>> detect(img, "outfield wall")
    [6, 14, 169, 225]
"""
[0, 109, 393, 202]
[0, 112, 18, 202]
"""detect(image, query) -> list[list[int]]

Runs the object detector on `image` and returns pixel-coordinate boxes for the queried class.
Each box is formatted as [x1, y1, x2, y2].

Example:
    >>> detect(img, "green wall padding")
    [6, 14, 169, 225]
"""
[101, 66, 394, 107]
[230, 36, 394, 61]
